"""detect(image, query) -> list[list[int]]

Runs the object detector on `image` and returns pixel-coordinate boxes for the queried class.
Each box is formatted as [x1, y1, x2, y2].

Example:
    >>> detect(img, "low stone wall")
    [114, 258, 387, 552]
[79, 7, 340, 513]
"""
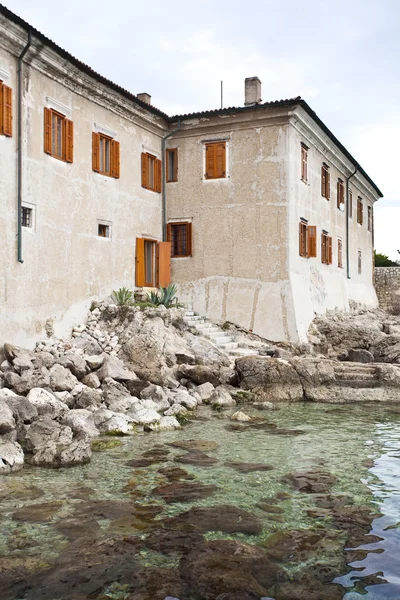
[374, 267, 400, 314]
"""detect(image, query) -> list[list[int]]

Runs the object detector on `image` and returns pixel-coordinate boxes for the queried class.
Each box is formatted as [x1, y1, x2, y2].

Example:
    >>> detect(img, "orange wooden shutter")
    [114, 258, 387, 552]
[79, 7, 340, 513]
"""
[205, 143, 215, 179]
[92, 132, 100, 172]
[299, 222, 305, 257]
[174, 148, 178, 181]
[157, 241, 171, 288]
[136, 238, 145, 287]
[141, 152, 148, 188]
[216, 142, 226, 178]
[155, 158, 162, 192]
[111, 140, 120, 178]
[65, 119, 73, 163]
[3, 85, 12, 137]
[44, 107, 52, 154]
[0, 82, 3, 134]
[166, 223, 172, 243]
[186, 222, 192, 256]
[328, 237, 332, 265]
[307, 226, 317, 258]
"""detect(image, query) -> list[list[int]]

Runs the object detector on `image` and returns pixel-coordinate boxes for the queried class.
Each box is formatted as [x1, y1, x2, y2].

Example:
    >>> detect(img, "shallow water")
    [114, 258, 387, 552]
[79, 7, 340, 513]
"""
[2, 402, 400, 599]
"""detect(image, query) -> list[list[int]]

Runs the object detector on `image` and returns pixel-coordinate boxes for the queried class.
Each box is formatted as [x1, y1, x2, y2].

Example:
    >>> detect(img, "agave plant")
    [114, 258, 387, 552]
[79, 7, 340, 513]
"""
[146, 284, 179, 308]
[111, 287, 134, 306]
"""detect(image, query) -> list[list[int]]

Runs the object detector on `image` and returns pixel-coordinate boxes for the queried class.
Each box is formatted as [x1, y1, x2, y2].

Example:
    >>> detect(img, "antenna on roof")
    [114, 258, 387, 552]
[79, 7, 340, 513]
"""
[221, 80, 223, 109]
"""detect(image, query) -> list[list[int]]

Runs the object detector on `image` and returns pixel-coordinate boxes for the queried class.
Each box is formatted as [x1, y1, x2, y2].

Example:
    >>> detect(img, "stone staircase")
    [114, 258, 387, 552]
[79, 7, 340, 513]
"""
[184, 311, 259, 357]
[333, 363, 381, 388]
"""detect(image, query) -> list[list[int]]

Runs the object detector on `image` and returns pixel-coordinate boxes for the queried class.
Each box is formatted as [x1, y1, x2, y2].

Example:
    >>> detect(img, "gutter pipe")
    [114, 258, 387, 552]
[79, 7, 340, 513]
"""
[17, 28, 32, 264]
[161, 120, 181, 241]
[345, 166, 357, 279]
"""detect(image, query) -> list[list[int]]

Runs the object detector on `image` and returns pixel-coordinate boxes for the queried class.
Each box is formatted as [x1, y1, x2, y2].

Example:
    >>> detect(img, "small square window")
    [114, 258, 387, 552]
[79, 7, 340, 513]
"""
[98, 223, 111, 238]
[21, 206, 33, 228]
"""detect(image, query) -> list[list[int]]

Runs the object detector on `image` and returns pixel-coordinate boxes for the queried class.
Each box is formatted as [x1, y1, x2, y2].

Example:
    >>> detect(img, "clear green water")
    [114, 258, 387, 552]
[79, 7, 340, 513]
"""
[1, 402, 400, 599]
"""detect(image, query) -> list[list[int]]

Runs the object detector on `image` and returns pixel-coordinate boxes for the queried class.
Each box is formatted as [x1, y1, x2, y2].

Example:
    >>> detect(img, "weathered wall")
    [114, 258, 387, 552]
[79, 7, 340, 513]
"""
[374, 267, 400, 313]
[0, 25, 166, 348]
[166, 109, 298, 342]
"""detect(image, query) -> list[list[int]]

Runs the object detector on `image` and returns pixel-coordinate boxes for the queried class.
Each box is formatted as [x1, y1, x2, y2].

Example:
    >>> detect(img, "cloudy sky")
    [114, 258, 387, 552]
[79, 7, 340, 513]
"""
[5, 0, 399, 259]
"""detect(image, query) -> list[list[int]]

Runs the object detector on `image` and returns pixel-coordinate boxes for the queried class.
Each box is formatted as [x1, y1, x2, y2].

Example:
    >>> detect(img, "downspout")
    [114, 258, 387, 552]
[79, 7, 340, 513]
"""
[161, 120, 181, 241]
[345, 166, 357, 279]
[17, 29, 32, 264]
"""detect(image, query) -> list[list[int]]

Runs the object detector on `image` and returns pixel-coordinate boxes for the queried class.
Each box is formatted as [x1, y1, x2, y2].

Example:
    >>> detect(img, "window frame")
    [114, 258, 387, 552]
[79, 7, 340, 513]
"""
[338, 238, 343, 268]
[98, 134, 112, 177]
[44, 107, 73, 163]
[204, 141, 227, 180]
[166, 148, 178, 182]
[167, 221, 192, 258]
[301, 143, 308, 183]
[367, 206, 372, 232]
[141, 152, 162, 192]
[357, 197, 363, 225]
[321, 231, 332, 265]
[21, 202, 35, 231]
[321, 163, 330, 200]
[97, 221, 112, 239]
[0, 80, 12, 137]
[337, 178, 345, 210]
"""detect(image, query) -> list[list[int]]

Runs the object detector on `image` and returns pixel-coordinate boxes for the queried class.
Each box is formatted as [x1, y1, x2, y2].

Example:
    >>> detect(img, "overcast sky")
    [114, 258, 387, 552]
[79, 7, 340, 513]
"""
[5, 0, 399, 259]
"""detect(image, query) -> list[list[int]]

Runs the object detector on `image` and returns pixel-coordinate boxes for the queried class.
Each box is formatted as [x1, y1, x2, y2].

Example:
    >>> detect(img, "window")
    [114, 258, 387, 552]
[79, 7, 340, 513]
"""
[44, 107, 73, 162]
[136, 238, 171, 288]
[205, 141, 226, 179]
[92, 133, 120, 178]
[21, 206, 33, 228]
[357, 197, 363, 225]
[321, 164, 330, 199]
[167, 222, 192, 257]
[0, 80, 12, 137]
[349, 190, 353, 218]
[338, 238, 343, 268]
[321, 231, 332, 265]
[299, 221, 317, 258]
[98, 222, 111, 238]
[141, 152, 161, 191]
[368, 206, 372, 232]
[358, 250, 362, 274]
[166, 148, 178, 182]
[301, 143, 308, 183]
[337, 178, 345, 209]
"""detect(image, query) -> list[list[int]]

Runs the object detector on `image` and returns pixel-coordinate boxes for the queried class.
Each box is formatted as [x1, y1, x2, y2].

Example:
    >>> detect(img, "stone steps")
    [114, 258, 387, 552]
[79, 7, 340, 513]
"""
[334, 362, 380, 388]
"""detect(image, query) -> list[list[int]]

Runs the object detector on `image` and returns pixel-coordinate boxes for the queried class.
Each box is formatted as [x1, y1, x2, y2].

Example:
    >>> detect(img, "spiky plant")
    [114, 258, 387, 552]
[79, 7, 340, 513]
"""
[146, 284, 179, 308]
[111, 287, 134, 306]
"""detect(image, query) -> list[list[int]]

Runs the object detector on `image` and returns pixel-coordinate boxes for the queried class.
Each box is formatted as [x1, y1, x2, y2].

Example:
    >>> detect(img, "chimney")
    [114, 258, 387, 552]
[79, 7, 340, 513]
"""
[244, 77, 262, 106]
[137, 93, 151, 105]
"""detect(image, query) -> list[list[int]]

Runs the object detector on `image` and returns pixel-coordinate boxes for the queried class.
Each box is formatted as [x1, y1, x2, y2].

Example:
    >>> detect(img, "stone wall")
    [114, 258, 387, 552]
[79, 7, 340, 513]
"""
[374, 267, 400, 313]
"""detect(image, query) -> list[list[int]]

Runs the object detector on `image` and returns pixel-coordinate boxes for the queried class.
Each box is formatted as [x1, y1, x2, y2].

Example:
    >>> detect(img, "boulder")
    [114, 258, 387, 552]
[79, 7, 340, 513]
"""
[84, 354, 105, 370]
[172, 391, 198, 410]
[128, 407, 161, 425]
[102, 378, 136, 412]
[185, 334, 230, 367]
[0, 388, 17, 401]
[81, 373, 101, 389]
[53, 391, 74, 408]
[96, 355, 138, 382]
[73, 334, 103, 356]
[27, 388, 68, 419]
[74, 387, 103, 411]
[236, 356, 304, 402]
[13, 357, 33, 374]
[178, 365, 221, 386]
[0, 360, 13, 373]
[9, 367, 51, 396]
[140, 384, 168, 403]
[231, 411, 251, 422]
[347, 349, 374, 364]
[49, 364, 78, 392]
[196, 382, 215, 401]
[3, 343, 35, 364]
[253, 401, 278, 411]
[93, 408, 131, 434]
[0, 401, 16, 433]
[164, 404, 188, 417]
[57, 354, 87, 379]
[145, 416, 181, 432]
[312, 311, 385, 356]
[61, 410, 99, 438]
[370, 335, 400, 364]
[4, 396, 38, 424]
[0, 439, 24, 473]
[33, 351, 55, 369]
[209, 386, 236, 407]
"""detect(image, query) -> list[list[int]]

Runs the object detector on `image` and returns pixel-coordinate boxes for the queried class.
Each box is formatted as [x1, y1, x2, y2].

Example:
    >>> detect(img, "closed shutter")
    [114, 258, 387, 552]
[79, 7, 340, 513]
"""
[174, 148, 178, 181]
[205, 143, 215, 179]
[186, 222, 192, 256]
[321, 167, 326, 196]
[326, 171, 330, 200]
[111, 140, 120, 178]
[299, 222, 306, 257]
[65, 119, 74, 163]
[0, 82, 3, 134]
[136, 238, 145, 287]
[3, 84, 12, 137]
[44, 107, 52, 154]
[307, 226, 317, 258]
[337, 180, 340, 208]
[215, 142, 226, 178]
[141, 152, 148, 188]
[155, 158, 162, 192]
[321, 234, 325, 264]
[328, 237, 332, 265]
[92, 132, 100, 172]
[157, 242, 171, 288]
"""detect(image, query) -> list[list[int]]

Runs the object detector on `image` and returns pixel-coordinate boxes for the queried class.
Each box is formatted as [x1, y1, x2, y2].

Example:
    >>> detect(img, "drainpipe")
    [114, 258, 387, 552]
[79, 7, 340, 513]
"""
[17, 29, 32, 264]
[345, 166, 357, 279]
[161, 120, 181, 241]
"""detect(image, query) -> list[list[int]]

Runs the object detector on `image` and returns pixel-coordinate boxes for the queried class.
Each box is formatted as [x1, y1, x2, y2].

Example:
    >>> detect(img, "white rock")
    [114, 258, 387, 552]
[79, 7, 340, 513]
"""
[53, 391, 75, 408]
[231, 411, 252, 422]
[146, 416, 181, 431]
[209, 386, 236, 407]
[0, 440, 24, 473]
[196, 382, 215, 401]
[62, 409, 99, 438]
[85, 355, 105, 370]
[164, 404, 188, 417]
[27, 388, 69, 419]
[128, 407, 161, 425]
[93, 408, 131, 434]
[0, 388, 17, 401]
[0, 401, 16, 433]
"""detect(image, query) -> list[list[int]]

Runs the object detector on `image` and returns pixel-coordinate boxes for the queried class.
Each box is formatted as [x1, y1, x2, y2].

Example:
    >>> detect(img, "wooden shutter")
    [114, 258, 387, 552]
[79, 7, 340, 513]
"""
[328, 237, 332, 265]
[44, 107, 52, 154]
[205, 143, 215, 179]
[349, 191, 353, 218]
[326, 171, 330, 200]
[174, 148, 178, 181]
[136, 238, 145, 287]
[65, 119, 73, 163]
[141, 152, 148, 188]
[215, 142, 226, 178]
[321, 234, 326, 264]
[337, 180, 340, 208]
[0, 82, 3, 134]
[166, 223, 172, 244]
[111, 140, 120, 178]
[157, 241, 171, 288]
[307, 226, 317, 258]
[186, 222, 192, 256]
[321, 166, 326, 196]
[299, 222, 306, 257]
[155, 158, 162, 192]
[3, 85, 12, 137]
[92, 132, 100, 172]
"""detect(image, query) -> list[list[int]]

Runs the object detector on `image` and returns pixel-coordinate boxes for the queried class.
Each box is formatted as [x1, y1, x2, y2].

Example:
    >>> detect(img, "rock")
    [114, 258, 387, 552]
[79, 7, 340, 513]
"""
[1, 360, 13, 373]
[0, 400, 16, 433]
[74, 387, 103, 411]
[61, 410, 99, 438]
[175, 451, 218, 466]
[53, 391, 74, 408]
[10, 367, 51, 395]
[145, 416, 181, 432]
[49, 364, 78, 392]
[178, 364, 221, 386]
[102, 377, 137, 412]
[168, 439, 218, 452]
[172, 390, 198, 410]
[209, 386, 236, 407]
[3, 343, 34, 364]
[175, 351, 196, 365]
[73, 334, 103, 355]
[57, 354, 87, 379]
[4, 396, 38, 424]
[129, 407, 161, 425]
[185, 334, 230, 368]
[140, 384, 168, 403]
[12, 500, 63, 522]
[85, 354, 105, 370]
[371, 335, 400, 364]
[153, 480, 218, 503]
[253, 401, 278, 410]
[27, 388, 68, 419]
[0, 439, 24, 473]
[231, 410, 251, 422]
[23, 417, 91, 467]
[33, 351, 55, 369]
[81, 372, 101, 388]
[196, 382, 214, 401]
[96, 355, 138, 382]
[164, 404, 188, 417]
[167, 505, 263, 535]
[347, 348, 375, 363]
[13, 357, 33, 374]
[224, 461, 274, 473]
[93, 408, 131, 434]
[236, 356, 304, 402]
[312, 311, 385, 356]
[0, 388, 17, 400]
[282, 469, 337, 494]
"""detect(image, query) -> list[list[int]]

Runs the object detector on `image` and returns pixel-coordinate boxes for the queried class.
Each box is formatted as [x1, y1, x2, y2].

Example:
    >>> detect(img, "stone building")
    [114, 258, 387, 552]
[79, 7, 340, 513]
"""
[0, 5, 382, 348]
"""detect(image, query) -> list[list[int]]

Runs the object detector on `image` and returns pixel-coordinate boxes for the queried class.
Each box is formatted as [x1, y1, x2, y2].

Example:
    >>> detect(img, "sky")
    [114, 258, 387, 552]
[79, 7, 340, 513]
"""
[4, 0, 399, 259]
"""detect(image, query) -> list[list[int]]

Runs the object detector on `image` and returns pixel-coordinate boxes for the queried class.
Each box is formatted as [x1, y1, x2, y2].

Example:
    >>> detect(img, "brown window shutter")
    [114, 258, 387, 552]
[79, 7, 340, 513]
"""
[135, 238, 145, 287]
[216, 142, 226, 178]
[44, 107, 52, 154]
[307, 226, 317, 258]
[3, 85, 12, 137]
[174, 148, 178, 181]
[321, 234, 325, 264]
[326, 171, 330, 200]
[65, 119, 73, 163]
[321, 167, 325, 196]
[92, 132, 100, 172]
[155, 158, 162, 192]
[186, 222, 192, 256]
[111, 140, 120, 178]
[141, 152, 148, 188]
[328, 237, 332, 265]
[337, 181, 340, 208]
[157, 241, 171, 288]
[205, 143, 215, 179]
[0, 82, 3, 134]
[299, 222, 306, 257]
[166, 223, 172, 243]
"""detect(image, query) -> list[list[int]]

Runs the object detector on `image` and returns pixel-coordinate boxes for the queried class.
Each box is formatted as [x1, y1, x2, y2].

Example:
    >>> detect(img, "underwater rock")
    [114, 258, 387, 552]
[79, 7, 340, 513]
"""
[164, 505, 262, 536]
[158, 466, 195, 481]
[168, 439, 218, 452]
[145, 529, 204, 554]
[12, 500, 63, 523]
[175, 450, 218, 467]
[281, 469, 337, 493]
[224, 461, 274, 473]
[153, 481, 218, 503]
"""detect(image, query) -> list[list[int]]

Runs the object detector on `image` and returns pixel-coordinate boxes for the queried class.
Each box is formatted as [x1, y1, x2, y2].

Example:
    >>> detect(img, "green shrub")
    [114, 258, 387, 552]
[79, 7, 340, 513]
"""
[146, 284, 179, 308]
[111, 287, 134, 306]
